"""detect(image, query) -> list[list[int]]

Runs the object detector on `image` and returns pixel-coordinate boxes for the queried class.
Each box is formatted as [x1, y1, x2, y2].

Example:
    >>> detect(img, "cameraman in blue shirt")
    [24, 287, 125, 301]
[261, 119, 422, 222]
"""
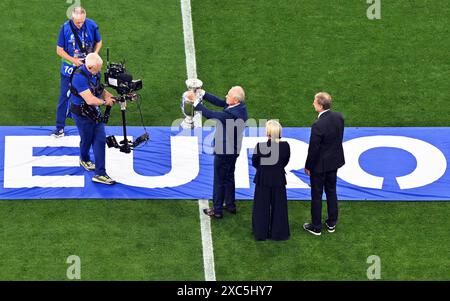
[69, 53, 116, 185]
[52, 6, 102, 138]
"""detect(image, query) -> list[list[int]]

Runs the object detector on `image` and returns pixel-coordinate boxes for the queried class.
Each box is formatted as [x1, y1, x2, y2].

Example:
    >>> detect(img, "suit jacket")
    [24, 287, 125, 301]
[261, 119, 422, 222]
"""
[305, 110, 345, 173]
[195, 92, 248, 155]
[252, 140, 290, 187]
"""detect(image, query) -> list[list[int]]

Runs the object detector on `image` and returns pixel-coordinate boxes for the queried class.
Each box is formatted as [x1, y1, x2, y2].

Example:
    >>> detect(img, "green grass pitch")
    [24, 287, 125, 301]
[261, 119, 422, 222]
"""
[0, 0, 449, 280]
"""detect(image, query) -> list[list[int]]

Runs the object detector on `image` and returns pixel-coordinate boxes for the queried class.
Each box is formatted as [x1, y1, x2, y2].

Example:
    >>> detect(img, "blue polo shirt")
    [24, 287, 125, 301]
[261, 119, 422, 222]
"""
[57, 18, 101, 77]
[69, 65, 102, 105]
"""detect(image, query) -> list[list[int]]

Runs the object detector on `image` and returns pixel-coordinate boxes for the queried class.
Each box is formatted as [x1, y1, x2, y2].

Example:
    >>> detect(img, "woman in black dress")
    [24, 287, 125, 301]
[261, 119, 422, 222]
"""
[252, 120, 290, 241]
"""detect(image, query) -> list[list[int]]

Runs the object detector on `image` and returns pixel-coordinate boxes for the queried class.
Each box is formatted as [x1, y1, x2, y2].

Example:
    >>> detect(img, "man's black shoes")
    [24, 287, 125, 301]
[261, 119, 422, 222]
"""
[202, 206, 235, 219]
[203, 208, 223, 219]
[303, 223, 322, 236]
[223, 205, 236, 214]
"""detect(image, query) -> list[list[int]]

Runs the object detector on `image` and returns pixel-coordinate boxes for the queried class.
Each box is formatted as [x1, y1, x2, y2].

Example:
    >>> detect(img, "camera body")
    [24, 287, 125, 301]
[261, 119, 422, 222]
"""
[103, 49, 148, 153]
[104, 62, 143, 98]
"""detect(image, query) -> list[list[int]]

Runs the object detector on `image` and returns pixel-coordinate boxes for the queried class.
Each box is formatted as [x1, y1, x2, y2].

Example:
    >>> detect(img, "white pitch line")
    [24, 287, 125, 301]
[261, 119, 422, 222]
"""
[198, 199, 216, 281]
[181, 0, 198, 80]
[181, 0, 215, 281]
[180, 0, 202, 128]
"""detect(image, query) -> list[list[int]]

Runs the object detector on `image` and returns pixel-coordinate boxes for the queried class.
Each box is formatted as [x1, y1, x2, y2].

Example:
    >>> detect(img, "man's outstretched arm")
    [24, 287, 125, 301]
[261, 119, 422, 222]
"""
[194, 102, 228, 121]
[203, 92, 227, 108]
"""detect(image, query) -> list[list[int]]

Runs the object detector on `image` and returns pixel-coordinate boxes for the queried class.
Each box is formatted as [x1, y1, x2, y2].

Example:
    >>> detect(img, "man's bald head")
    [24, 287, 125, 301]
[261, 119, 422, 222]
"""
[226, 86, 245, 105]
[85, 53, 103, 74]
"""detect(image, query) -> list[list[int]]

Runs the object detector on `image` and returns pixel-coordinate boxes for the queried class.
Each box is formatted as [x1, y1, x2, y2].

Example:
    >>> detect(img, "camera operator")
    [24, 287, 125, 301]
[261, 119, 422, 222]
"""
[52, 6, 102, 138]
[69, 53, 116, 185]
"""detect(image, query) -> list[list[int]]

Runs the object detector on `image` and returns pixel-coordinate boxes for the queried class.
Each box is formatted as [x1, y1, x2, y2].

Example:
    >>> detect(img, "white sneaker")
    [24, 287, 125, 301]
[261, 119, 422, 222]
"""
[325, 222, 336, 233]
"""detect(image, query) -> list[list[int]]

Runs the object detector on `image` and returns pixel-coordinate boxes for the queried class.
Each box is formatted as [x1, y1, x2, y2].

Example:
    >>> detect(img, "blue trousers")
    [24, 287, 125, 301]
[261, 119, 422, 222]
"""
[55, 75, 71, 130]
[72, 114, 107, 176]
[212, 154, 239, 214]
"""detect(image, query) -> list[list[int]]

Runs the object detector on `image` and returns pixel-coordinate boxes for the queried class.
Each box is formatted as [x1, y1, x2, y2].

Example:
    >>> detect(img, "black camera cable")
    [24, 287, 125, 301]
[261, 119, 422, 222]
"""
[132, 93, 150, 148]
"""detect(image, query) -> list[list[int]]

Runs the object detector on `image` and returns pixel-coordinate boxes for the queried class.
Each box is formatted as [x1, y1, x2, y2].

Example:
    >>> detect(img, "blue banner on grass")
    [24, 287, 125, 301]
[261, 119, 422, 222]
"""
[0, 126, 449, 200]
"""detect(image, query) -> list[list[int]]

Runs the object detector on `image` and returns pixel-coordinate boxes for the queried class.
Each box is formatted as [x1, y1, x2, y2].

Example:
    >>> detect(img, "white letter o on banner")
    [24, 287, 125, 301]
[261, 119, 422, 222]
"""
[338, 135, 447, 189]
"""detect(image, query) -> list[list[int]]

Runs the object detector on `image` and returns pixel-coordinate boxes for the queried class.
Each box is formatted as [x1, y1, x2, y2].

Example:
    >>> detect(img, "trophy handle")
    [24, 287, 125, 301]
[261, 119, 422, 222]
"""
[181, 79, 203, 129]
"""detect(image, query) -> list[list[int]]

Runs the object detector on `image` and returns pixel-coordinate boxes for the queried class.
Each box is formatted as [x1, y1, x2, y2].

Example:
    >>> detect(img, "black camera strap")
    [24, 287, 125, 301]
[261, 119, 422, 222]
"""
[69, 20, 86, 55]
[68, 66, 81, 97]
[69, 67, 108, 124]
[69, 67, 103, 97]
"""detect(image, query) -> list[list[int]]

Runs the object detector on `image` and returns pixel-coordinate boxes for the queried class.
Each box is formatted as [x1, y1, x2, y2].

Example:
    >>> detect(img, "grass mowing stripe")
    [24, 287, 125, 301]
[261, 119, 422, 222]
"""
[198, 199, 216, 281]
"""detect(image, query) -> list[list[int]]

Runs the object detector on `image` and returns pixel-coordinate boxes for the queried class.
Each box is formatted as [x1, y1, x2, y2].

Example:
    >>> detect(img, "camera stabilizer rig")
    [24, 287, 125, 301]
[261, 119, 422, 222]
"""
[104, 48, 149, 153]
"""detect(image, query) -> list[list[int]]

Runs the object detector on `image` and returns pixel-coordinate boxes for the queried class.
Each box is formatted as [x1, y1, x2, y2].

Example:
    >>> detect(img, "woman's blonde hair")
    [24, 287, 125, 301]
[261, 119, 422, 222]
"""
[265, 119, 282, 142]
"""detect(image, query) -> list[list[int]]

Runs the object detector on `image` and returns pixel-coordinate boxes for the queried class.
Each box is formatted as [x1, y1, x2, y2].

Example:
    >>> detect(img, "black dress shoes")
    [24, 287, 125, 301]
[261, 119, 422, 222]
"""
[203, 208, 223, 219]
[223, 205, 236, 214]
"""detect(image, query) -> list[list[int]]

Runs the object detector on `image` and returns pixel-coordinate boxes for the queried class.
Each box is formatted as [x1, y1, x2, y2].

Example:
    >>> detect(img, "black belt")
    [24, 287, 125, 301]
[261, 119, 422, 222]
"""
[70, 102, 105, 124]
[70, 103, 83, 116]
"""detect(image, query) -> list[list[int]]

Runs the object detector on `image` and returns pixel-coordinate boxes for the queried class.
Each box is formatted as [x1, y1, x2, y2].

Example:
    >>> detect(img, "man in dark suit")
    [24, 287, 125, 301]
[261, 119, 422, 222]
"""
[186, 86, 248, 219]
[303, 92, 345, 236]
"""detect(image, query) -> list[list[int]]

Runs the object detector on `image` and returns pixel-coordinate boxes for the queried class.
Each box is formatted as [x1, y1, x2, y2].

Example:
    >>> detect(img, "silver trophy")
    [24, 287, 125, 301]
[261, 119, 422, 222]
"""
[181, 79, 203, 129]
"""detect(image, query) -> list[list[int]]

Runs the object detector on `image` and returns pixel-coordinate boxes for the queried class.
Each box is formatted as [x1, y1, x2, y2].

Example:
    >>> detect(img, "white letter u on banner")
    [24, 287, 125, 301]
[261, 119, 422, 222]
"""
[106, 136, 199, 188]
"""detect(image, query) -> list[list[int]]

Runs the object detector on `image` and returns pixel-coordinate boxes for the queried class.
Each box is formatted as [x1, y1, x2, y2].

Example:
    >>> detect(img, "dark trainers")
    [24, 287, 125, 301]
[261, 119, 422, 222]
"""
[203, 208, 223, 219]
[325, 221, 336, 233]
[303, 223, 321, 236]
[51, 128, 64, 138]
[80, 160, 95, 171]
[92, 174, 116, 185]
[223, 205, 236, 214]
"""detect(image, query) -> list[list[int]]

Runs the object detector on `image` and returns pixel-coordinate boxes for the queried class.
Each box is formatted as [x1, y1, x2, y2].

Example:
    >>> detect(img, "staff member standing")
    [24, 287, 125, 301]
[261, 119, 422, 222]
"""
[303, 92, 345, 236]
[252, 120, 290, 241]
[186, 86, 248, 219]
[69, 53, 116, 185]
[52, 6, 102, 138]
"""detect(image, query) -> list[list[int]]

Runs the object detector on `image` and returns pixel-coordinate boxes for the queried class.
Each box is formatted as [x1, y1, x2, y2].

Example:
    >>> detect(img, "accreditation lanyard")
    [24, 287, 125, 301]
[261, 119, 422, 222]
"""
[69, 21, 87, 54]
